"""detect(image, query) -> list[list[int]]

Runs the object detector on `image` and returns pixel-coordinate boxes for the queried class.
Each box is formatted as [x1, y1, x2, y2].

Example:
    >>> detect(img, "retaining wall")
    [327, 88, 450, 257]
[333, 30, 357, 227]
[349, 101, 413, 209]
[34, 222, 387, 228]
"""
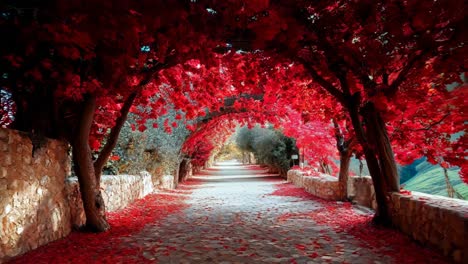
[0, 128, 155, 262]
[0, 128, 71, 261]
[66, 172, 154, 228]
[390, 192, 468, 263]
[287, 170, 341, 200]
[287, 169, 468, 263]
[348, 176, 377, 210]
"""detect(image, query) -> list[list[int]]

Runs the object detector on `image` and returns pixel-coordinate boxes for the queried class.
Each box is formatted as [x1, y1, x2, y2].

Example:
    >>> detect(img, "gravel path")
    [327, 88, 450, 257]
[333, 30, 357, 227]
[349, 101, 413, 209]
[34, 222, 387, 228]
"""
[119, 161, 447, 264]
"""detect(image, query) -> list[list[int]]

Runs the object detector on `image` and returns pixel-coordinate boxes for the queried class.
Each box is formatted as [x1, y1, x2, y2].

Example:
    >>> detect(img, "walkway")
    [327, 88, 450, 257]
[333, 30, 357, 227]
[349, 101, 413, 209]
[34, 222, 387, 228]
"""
[11, 161, 449, 264]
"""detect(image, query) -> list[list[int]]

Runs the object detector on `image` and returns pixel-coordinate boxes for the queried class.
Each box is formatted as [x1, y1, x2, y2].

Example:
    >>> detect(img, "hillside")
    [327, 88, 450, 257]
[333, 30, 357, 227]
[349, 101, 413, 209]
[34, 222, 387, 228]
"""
[401, 160, 468, 199]
[349, 157, 468, 200]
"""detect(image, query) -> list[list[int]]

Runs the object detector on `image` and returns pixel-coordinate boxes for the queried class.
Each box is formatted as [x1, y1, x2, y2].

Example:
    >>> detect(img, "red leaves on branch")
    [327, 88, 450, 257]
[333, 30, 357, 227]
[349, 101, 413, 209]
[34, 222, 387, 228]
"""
[1, 0, 466, 185]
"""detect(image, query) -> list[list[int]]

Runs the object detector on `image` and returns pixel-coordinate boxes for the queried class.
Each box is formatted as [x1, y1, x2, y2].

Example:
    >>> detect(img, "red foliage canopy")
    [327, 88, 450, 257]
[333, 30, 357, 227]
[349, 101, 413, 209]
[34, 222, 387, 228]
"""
[1, 0, 466, 184]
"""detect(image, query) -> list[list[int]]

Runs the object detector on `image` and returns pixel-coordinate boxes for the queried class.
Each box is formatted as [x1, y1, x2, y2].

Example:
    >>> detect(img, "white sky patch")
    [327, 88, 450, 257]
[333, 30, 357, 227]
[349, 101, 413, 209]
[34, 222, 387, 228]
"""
[206, 8, 217, 14]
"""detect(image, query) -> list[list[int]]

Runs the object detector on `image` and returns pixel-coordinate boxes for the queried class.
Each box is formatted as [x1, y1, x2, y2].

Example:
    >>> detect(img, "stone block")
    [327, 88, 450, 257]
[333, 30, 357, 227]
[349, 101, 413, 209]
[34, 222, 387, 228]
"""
[160, 175, 175, 189]
[0, 167, 7, 179]
[428, 229, 443, 246]
[413, 200, 424, 217]
[22, 155, 32, 165]
[399, 196, 410, 212]
[7, 180, 19, 190]
[0, 129, 73, 262]
[451, 230, 465, 249]
[438, 207, 451, 225]
[8, 131, 22, 145]
[447, 211, 465, 232]
[0, 140, 8, 152]
[0, 154, 12, 166]
[0, 129, 8, 139]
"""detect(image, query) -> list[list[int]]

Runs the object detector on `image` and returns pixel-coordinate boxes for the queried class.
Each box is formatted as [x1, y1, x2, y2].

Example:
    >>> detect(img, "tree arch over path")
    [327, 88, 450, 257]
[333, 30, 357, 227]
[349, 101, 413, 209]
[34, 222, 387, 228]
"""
[1, 0, 466, 231]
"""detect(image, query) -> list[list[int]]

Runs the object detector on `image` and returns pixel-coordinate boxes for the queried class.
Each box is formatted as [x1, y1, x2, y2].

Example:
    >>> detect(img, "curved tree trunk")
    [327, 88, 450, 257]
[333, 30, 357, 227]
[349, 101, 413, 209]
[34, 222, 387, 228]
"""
[304, 60, 400, 225]
[348, 99, 398, 226]
[362, 103, 399, 192]
[178, 159, 191, 183]
[72, 96, 110, 232]
[94, 91, 137, 183]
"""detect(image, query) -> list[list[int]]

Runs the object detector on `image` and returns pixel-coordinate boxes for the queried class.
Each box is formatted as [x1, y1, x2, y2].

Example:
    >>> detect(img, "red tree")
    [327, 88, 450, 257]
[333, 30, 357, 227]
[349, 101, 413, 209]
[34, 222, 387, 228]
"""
[0, 0, 225, 231]
[206, 0, 466, 224]
[2, 0, 466, 230]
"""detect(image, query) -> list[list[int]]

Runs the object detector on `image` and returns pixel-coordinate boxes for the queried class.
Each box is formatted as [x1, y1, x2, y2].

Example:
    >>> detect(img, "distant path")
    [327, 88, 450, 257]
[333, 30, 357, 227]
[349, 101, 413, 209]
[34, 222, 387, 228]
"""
[11, 161, 449, 263]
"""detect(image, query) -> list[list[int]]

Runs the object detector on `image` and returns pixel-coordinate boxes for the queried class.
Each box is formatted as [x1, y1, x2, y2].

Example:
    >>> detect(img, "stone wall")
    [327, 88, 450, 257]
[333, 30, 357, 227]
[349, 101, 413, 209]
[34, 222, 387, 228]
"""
[287, 168, 468, 263]
[287, 170, 340, 200]
[66, 172, 154, 227]
[348, 176, 467, 262]
[0, 128, 71, 261]
[287, 170, 305, 187]
[0, 128, 156, 262]
[159, 175, 176, 189]
[288, 170, 377, 207]
[348, 176, 377, 210]
[390, 192, 468, 263]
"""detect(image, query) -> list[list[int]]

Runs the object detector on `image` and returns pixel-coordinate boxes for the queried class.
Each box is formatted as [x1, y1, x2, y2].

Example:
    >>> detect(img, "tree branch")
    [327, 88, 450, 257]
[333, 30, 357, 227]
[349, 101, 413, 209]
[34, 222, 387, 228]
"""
[341, 50, 378, 92]
[384, 51, 427, 97]
[93, 91, 138, 180]
[301, 61, 346, 104]
[412, 112, 450, 132]
[93, 60, 170, 180]
[383, 18, 464, 97]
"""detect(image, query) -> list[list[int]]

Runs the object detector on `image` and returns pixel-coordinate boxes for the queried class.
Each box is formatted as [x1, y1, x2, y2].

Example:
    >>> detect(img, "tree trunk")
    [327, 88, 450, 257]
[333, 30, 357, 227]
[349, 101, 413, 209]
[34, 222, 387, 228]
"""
[319, 161, 331, 175]
[325, 163, 332, 175]
[173, 162, 180, 188]
[72, 96, 110, 232]
[338, 151, 351, 201]
[444, 168, 455, 198]
[332, 119, 354, 201]
[347, 98, 396, 226]
[442, 166, 456, 198]
[442, 167, 464, 199]
[361, 102, 399, 192]
[359, 159, 364, 176]
[178, 159, 190, 183]
[94, 92, 138, 184]
[319, 162, 326, 173]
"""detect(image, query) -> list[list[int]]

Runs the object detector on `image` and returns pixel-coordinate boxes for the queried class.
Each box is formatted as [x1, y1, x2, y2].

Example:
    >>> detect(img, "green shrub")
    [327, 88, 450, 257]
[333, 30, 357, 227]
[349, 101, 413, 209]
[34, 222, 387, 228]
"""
[236, 125, 298, 175]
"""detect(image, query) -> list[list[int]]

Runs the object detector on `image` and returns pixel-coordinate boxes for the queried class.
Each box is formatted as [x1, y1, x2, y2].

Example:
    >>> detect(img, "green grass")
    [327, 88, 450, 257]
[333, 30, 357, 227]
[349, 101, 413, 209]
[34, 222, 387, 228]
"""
[345, 157, 468, 200]
[402, 162, 468, 200]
